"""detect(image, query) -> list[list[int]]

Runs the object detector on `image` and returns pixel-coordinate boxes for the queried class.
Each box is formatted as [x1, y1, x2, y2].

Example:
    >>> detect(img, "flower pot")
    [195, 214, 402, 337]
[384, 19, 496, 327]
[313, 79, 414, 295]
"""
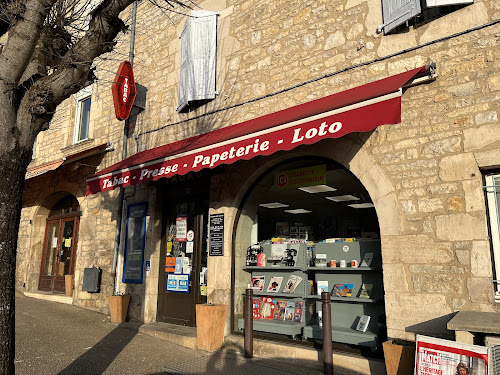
[383, 340, 416, 375]
[65, 275, 74, 297]
[195, 304, 227, 351]
[109, 295, 131, 323]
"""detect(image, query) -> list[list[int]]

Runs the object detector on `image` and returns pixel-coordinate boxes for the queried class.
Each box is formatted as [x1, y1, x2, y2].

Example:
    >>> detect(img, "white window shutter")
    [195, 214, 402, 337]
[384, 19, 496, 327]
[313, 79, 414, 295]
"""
[425, 0, 472, 7]
[177, 18, 191, 112]
[177, 10, 217, 112]
[381, 0, 421, 34]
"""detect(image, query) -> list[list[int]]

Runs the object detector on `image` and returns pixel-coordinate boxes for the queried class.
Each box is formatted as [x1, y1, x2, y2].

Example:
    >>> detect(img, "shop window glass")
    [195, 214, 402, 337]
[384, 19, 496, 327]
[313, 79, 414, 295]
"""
[233, 158, 385, 349]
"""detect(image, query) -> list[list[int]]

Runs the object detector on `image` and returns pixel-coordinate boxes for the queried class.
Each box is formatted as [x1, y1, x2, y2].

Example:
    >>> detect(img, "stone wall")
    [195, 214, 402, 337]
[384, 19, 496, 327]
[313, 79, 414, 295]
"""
[17, 0, 500, 341]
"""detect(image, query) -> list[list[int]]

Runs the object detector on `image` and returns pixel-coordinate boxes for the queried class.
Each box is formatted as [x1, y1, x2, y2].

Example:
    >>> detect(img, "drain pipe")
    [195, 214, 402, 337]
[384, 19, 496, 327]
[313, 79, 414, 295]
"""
[111, 0, 137, 294]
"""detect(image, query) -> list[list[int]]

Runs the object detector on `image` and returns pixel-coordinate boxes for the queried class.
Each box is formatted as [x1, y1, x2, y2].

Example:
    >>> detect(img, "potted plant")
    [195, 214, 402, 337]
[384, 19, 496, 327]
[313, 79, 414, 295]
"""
[109, 292, 131, 323]
[383, 339, 416, 375]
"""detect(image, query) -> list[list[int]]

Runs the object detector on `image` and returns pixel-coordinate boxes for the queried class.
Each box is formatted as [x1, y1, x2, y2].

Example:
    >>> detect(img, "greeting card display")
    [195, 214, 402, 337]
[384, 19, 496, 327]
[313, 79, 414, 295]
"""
[317, 280, 329, 295]
[282, 275, 303, 293]
[266, 276, 283, 292]
[332, 283, 353, 297]
[250, 275, 265, 291]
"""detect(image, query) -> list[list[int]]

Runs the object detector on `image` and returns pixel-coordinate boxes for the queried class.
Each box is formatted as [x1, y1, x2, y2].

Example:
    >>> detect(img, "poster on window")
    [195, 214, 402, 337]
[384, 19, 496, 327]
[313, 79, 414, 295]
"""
[415, 335, 489, 375]
[166, 274, 189, 293]
[176, 217, 187, 242]
[122, 202, 147, 283]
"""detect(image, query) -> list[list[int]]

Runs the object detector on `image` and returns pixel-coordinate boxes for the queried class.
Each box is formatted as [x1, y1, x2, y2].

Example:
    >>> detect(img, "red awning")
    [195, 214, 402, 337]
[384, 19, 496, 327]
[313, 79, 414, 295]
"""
[86, 66, 432, 195]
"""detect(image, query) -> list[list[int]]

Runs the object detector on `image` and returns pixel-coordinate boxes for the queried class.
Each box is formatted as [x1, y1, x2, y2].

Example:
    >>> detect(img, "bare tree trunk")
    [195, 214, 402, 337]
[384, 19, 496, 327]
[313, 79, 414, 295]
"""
[0, 136, 30, 374]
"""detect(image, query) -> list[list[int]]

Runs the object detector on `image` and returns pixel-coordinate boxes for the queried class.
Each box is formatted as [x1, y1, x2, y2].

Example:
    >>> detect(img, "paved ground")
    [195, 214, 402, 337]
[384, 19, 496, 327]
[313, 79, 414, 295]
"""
[15, 292, 325, 375]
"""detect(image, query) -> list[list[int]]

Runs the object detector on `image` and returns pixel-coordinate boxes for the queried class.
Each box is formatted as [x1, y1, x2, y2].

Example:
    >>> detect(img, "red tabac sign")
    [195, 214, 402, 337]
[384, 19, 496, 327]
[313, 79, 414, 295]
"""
[112, 61, 137, 121]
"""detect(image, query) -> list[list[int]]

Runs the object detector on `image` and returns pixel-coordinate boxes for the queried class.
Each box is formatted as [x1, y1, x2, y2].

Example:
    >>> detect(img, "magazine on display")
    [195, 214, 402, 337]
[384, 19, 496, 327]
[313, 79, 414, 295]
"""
[293, 301, 304, 323]
[332, 283, 353, 297]
[250, 275, 265, 291]
[282, 275, 303, 293]
[260, 297, 276, 320]
[253, 298, 262, 319]
[317, 280, 329, 295]
[355, 315, 371, 332]
[273, 300, 288, 320]
[358, 283, 373, 299]
[284, 301, 295, 321]
[266, 276, 283, 292]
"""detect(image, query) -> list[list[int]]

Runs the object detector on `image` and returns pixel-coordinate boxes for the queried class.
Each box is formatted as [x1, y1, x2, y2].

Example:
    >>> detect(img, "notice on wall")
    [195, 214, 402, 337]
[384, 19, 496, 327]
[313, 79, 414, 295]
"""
[176, 217, 187, 242]
[167, 274, 189, 293]
[123, 202, 147, 283]
[186, 241, 194, 254]
[415, 335, 489, 375]
[165, 257, 175, 273]
[209, 213, 224, 256]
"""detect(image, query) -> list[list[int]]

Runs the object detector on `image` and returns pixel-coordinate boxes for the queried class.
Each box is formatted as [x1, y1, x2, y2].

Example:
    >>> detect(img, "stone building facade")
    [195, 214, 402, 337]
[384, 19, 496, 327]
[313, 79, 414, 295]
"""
[17, 0, 500, 371]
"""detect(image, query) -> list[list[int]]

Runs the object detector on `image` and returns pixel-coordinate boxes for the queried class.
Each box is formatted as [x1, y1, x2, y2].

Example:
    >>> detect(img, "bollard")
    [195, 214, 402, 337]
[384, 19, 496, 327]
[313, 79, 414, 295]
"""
[244, 288, 253, 358]
[322, 291, 333, 375]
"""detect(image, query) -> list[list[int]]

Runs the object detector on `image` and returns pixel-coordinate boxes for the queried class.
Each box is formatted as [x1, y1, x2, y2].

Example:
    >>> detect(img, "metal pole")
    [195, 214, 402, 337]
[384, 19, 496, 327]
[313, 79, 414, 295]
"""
[111, 1, 137, 286]
[244, 288, 253, 358]
[322, 291, 333, 375]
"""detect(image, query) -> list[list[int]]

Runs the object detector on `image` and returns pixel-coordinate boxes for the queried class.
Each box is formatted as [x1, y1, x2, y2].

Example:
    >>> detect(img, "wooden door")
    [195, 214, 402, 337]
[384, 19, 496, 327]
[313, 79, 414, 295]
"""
[157, 184, 208, 326]
[39, 215, 79, 293]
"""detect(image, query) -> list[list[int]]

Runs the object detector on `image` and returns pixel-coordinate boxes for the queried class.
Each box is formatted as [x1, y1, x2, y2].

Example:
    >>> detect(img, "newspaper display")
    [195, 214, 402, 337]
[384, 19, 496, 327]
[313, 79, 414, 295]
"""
[415, 335, 489, 375]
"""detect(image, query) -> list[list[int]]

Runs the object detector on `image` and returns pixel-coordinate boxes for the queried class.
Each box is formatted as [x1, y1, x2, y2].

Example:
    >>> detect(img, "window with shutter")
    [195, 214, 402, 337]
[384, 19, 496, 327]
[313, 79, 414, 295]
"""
[425, 0, 472, 7]
[177, 10, 218, 113]
[380, 0, 421, 34]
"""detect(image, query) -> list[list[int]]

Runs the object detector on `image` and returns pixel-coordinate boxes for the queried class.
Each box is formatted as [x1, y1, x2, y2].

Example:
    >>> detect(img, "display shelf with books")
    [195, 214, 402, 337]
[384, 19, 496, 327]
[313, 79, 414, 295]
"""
[305, 240, 385, 348]
[240, 243, 309, 338]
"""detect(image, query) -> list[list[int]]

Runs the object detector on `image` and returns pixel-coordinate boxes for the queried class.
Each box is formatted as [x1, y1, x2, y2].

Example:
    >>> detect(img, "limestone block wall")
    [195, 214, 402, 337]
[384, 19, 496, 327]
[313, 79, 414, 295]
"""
[17, 0, 500, 339]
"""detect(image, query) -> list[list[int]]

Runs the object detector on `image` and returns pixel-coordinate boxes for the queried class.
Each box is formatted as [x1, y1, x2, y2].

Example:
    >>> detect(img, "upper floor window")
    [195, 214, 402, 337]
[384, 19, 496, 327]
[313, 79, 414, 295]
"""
[177, 10, 218, 113]
[485, 173, 500, 302]
[73, 86, 92, 143]
[379, 0, 473, 34]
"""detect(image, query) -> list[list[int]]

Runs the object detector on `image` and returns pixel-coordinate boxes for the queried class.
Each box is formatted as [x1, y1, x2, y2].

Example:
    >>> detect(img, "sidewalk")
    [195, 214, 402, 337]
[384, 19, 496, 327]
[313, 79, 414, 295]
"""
[15, 291, 368, 374]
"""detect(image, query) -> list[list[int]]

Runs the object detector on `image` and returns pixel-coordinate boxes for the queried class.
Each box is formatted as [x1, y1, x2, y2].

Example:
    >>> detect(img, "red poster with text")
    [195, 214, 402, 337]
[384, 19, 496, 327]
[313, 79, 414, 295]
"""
[415, 335, 489, 375]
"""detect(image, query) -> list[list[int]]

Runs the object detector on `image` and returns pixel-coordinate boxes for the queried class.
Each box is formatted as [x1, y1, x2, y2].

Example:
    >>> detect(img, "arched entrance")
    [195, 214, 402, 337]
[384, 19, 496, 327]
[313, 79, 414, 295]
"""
[38, 195, 80, 293]
[232, 156, 386, 350]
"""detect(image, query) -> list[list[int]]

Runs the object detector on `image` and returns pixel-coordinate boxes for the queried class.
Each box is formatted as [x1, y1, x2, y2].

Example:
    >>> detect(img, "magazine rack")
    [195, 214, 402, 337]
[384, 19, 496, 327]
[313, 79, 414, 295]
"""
[238, 243, 308, 338]
[303, 240, 384, 348]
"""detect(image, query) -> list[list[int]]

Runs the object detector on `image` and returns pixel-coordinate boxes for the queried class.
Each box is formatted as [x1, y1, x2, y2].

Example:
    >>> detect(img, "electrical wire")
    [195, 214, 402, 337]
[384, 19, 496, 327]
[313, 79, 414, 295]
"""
[138, 18, 500, 139]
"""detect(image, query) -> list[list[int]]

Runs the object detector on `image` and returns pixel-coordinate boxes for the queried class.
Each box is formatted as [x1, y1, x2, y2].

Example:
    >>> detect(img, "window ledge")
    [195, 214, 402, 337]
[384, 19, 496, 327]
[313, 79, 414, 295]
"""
[62, 138, 95, 157]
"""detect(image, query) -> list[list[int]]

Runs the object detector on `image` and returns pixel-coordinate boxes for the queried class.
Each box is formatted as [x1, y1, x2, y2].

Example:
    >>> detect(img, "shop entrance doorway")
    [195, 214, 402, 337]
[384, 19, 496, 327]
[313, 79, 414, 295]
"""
[38, 195, 80, 293]
[157, 175, 209, 326]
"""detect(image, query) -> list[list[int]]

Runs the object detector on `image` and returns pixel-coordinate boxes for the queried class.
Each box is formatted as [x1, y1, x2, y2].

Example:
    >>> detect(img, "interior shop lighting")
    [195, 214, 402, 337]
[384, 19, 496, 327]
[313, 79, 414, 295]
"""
[298, 185, 337, 193]
[325, 195, 360, 202]
[348, 203, 375, 209]
[259, 202, 289, 208]
[284, 209, 312, 214]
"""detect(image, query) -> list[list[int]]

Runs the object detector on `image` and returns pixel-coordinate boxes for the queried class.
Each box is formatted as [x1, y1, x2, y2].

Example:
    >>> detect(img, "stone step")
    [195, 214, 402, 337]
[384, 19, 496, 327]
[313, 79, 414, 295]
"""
[121, 322, 198, 349]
